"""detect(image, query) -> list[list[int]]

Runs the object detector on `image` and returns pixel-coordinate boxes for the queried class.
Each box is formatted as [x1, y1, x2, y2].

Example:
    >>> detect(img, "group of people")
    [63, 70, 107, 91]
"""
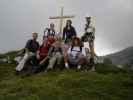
[15, 16, 97, 74]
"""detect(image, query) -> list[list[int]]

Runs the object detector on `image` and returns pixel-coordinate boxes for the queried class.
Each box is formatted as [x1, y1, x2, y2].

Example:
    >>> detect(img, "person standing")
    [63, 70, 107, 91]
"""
[63, 20, 77, 44]
[44, 23, 56, 41]
[81, 16, 96, 71]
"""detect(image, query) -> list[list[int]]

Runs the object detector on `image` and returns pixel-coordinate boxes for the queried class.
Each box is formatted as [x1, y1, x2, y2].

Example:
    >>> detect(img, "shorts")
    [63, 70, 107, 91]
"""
[68, 53, 86, 65]
[64, 38, 72, 44]
[81, 32, 95, 42]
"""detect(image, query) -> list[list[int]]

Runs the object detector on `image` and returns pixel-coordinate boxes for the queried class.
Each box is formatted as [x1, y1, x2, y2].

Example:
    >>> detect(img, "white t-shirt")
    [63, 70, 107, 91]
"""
[67, 46, 86, 58]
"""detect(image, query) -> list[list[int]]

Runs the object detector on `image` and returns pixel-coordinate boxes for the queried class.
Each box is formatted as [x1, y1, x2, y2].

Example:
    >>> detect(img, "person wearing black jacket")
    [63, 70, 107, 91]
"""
[16, 33, 39, 72]
[63, 20, 77, 44]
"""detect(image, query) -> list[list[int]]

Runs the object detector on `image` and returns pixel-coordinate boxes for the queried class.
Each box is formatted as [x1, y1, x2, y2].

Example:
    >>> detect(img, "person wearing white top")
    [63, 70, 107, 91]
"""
[81, 16, 96, 71]
[64, 37, 87, 70]
[43, 23, 56, 41]
[67, 46, 86, 59]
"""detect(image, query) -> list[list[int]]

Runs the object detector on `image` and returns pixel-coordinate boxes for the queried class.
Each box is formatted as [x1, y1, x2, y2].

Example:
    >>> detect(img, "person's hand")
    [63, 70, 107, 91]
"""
[36, 54, 40, 59]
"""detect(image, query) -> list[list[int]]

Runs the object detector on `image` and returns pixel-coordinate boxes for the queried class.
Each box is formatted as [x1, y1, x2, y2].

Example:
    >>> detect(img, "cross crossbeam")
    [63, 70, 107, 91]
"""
[49, 7, 75, 33]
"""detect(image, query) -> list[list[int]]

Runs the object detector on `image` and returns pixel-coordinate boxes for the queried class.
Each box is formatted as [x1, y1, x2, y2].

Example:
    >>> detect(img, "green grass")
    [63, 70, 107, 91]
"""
[0, 51, 133, 100]
[0, 63, 133, 100]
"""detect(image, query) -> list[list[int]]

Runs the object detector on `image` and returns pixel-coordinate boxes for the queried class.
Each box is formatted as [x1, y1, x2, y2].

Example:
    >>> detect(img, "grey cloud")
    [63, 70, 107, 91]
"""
[0, 0, 133, 55]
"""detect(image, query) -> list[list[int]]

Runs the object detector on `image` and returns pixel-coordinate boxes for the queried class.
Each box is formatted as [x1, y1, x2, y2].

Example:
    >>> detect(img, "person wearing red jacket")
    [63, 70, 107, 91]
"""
[36, 35, 56, 62]
[29, 35, 56, 73]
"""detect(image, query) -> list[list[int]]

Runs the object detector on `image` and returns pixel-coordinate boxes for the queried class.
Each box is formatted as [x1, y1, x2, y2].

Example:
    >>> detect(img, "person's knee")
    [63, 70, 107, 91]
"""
[57, 56, 63, 61]
[49, 57, 57, 63]
[47, 58, 57, 69]
[57, 56, 63, 64]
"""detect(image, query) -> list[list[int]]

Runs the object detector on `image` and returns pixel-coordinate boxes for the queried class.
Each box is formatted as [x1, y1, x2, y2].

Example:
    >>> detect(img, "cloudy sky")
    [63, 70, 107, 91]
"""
[0, 0, 133, 55]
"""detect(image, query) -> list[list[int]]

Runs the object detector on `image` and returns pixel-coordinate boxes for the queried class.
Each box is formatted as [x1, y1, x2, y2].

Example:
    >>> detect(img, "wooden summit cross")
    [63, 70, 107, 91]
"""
[49, 7, 75, 33]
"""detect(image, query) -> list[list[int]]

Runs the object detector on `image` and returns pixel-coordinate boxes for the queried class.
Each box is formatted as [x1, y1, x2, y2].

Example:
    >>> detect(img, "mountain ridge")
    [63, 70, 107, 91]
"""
[105, 46, 133, 65]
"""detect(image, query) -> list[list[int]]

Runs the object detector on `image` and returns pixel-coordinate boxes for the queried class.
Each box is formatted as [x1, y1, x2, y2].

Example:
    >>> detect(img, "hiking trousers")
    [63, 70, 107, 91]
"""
[16, 52, 35, 71]
[47, 53, 63, 69]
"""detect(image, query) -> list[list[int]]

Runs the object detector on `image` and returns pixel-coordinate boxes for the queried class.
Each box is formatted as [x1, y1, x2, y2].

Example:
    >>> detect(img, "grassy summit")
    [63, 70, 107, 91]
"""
[0, 52, 133, 100]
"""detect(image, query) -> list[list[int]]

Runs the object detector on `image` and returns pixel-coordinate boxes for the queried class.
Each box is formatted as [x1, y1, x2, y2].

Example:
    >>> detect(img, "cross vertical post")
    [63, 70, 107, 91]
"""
[60, 7, 64, 33]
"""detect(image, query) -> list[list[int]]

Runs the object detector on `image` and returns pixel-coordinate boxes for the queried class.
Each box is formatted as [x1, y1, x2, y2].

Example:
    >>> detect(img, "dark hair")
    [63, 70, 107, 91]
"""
[50, 23, 55, 27]
[71, 37, 82, 47]
[67, 20, 72, 24]
[86, 17, 91, 19]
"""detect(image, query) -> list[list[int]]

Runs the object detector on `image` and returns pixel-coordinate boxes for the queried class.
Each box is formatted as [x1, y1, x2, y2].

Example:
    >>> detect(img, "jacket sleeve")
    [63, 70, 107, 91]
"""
[25, 40, 32, 53]
[73, 27, 77, 36]
[25, 40, 32, 49]
[63, 27, 66, 40]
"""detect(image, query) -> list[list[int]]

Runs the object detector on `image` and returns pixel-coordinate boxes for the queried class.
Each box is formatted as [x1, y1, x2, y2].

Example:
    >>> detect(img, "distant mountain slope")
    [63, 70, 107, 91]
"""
[106, 46, 133, 65]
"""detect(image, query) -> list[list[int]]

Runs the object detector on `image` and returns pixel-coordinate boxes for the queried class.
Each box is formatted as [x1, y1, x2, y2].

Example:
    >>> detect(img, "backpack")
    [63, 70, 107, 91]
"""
[71, 46, 82, 53]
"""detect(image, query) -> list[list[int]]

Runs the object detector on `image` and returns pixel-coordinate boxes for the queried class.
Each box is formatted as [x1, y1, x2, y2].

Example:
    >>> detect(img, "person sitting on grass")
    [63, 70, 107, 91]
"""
[45, 36, 63, 72]
[64, 37, 87, 70]
[15, 32, 39, 74]
[29, 35, 56, 73]
[37, 35, 56, 62]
